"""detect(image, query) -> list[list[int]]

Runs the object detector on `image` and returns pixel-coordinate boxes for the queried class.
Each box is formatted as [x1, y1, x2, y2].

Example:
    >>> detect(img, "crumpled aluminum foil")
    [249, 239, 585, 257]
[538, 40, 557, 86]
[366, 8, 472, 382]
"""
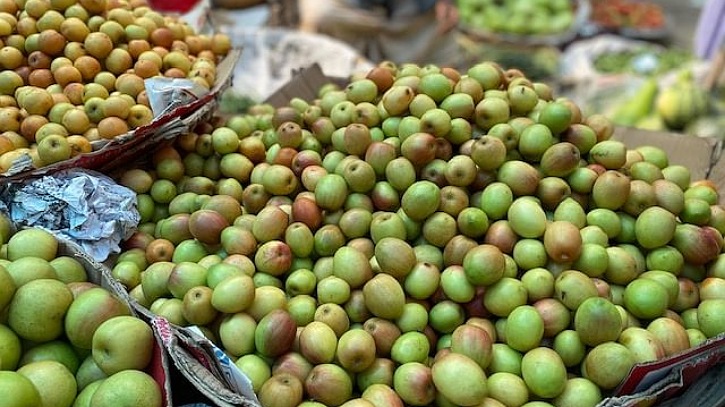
[1, 169, 140, 262]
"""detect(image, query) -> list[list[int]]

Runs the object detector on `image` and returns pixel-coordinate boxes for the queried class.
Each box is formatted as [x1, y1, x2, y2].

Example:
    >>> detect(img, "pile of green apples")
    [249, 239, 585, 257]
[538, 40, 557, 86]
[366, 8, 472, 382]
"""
[0, 221, 162, 407]
[112, 60, 725, 407]
[458, 0, 576, 36]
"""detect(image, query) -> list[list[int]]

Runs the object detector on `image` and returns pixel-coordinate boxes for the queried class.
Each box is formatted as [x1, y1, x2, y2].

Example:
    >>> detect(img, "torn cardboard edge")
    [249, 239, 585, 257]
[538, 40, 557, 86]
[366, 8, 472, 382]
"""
[263, 63, 345, 108]
[602, 332, 725, 407]
[130, 305, 260, 407]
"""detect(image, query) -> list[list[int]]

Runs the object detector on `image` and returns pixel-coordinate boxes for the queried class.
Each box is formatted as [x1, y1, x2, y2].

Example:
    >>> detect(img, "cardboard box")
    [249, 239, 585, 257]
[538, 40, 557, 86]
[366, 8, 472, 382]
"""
[98, 241, 260, 406]
[53, 236, 174, 407]
[213, 26, 372, 102]
[263, 63, 333, 108]
[257, 64, 725, 406]
[612, 126, 725, 205]
[129, 304, 261, 407]
[53, 232, 259, 406]
[608, 127, 725, 406]
[599, 332, 725, 407]
[87, 63, 725, 407]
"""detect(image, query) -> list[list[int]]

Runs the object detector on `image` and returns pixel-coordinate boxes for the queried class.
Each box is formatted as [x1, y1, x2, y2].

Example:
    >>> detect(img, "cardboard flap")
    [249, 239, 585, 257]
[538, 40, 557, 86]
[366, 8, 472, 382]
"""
[264, 63, 331, 108]
[55, 235, 174, 407]
[706, 151, 725, 205]
[612, 126, 721, 182]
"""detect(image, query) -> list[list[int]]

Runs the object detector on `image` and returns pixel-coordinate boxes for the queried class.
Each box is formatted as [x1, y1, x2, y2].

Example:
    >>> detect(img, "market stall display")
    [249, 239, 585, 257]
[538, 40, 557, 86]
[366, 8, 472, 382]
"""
[592, 46, 691, 76]
[559, 35, 723, 139]
[0, 222, 171, 407]
[103, 60, 725, 407]
[604, 69, 710, 132]
[457, 36, 562, 82]
[589, 0, 669, 40]
[458, 0, 591, 46]
[0, 0, 723, 406]
[0, 0, 234, 178]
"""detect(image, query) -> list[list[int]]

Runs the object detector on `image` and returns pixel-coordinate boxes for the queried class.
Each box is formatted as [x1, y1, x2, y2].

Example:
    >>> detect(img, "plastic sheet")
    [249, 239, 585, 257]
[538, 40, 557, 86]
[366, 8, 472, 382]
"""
[214, 27, 373, 101]
[145, 77, 212, 118]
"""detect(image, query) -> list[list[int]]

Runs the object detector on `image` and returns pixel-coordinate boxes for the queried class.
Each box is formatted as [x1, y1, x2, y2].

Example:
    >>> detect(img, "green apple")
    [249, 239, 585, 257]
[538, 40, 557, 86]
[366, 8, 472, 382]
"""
[258, 373, 304, 406]
[65, 287, 131, 349]
[0, 71, 23, 96]
[61, 108, 91, 135]
[0, 323, 21, 370]
[166, 261, 208, 299]
[17, 360, 77, 407]
[219, 153, 254, 184]
[72, 379, 103, 407]
[431, 353, 487, 406]
[6, 257, 57, 287]
[127, 104, 154, 128]
[520, 347, 567, 399]
[304, 363, 353, 406]
[182, 286, 218, 326]
[211, 274, 255, 314]
[392, 362, 435, 406]
[211, 126, 239, 155]
[140, 261, 175, 302]
[391, 331, 430, 365]
[219, 312, 257, 357]
[0, 371, 42, 407]
[35, 122, 69, 143]
[171, 239, 208, 263]
[89, 370, 162, 407]
[18, 340, 81, 374]
[36, 133, 71, 164]
[0, 265, 16, 311]
[92, 315, 154, 375]
[111, 260, 141, 290]
[84, 96, 105, 123]
[124, 24, 148, 41]
[153, 298, 187, 326]
[336, 329, 375, 372]
[206, 262, 248, 288]
[234, 354, 271, 393]
[83, 83, 110, 102]
[6, 228, 58, 261]
[49, 256, 87, 283]
[75, 354, 108, 392]
[698, 299, 725, 338]
[8, 278, 73, 342]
